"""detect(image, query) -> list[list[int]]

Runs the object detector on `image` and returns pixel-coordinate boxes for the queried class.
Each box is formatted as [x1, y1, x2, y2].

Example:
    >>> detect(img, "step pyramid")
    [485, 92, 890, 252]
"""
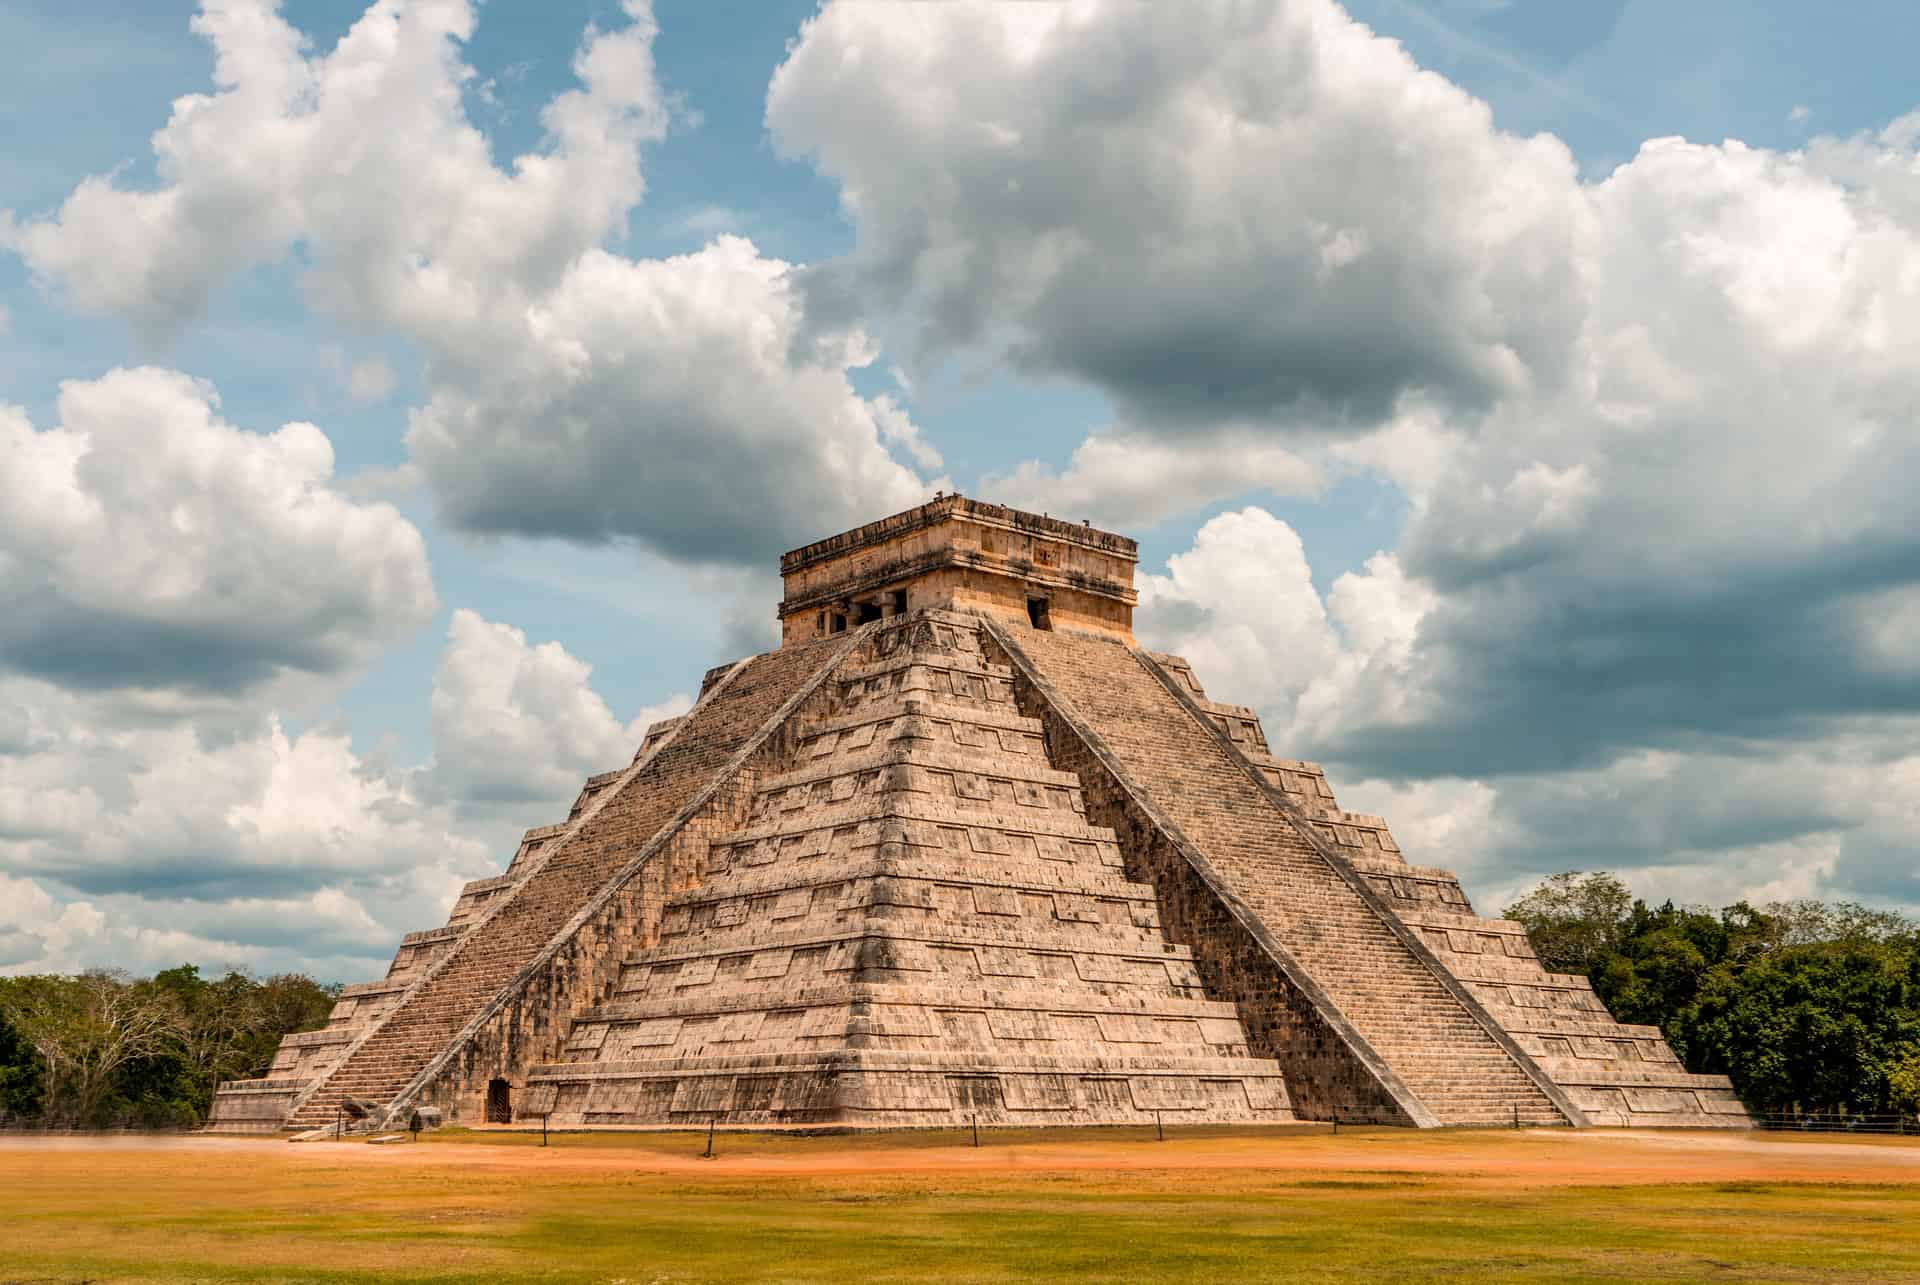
[208, 495, 1745, 1133]
[522, 615, 1292, 1125]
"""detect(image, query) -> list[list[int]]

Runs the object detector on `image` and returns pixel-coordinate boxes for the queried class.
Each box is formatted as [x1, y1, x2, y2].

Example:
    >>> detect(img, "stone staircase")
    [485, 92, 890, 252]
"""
[283, 636, 849, 1131]
[523, 614, 1294, 1126]
[994, 621, 1572, 1127]
[1131, 652, 1747, 1128]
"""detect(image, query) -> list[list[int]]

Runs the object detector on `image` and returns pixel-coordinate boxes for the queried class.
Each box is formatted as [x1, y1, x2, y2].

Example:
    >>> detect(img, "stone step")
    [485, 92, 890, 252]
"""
[999, 622, 1568, 1127]
[286, 639, 850, 1128]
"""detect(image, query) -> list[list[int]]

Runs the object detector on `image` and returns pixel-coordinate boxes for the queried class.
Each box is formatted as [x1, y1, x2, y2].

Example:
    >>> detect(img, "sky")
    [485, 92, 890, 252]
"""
[3, 0, 1919, 981]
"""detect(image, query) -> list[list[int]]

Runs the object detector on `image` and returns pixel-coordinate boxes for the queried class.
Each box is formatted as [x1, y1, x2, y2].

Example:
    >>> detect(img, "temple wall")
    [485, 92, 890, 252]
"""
[998, 643, 1412, 1125]
[1156, 654, 1750, 1130]
[779, 496, 1138, 646]
[413, 774, 759, 1125]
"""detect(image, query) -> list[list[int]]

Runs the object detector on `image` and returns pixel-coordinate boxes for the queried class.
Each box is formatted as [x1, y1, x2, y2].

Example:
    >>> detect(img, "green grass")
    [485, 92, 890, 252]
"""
[1, 1129, 1915, 1283]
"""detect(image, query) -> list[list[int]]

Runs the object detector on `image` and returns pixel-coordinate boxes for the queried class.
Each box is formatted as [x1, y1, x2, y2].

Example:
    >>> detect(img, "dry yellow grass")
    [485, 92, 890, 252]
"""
[3, 1125, 1916, 1282]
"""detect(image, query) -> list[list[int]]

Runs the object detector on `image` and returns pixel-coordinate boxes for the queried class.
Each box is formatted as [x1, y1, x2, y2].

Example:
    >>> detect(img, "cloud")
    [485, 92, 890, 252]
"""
[11, 0, 1920, 937]
[0, 674, 480, 904]
[981, 431, 1320, 529]
[768, 0, 1920, 913]
[1138, 509, 1920, 916]
[6, 0, 939, 566]
[1135, 507, 1440, 739]
[1337, 728, 1920, 915]
[0, 667, 493, 976]
[424, 608, 691, 817]
[345, 356, 395, 405]
[322, 349, 399, 405]
[1136, 508, 1343, 715]
[0, 367, 435, 701]
[0, 606, 691, 976]
[2, 0, 666, 342]
[0, 873, 471, 982]
[770, 0, 1584, 432]
[404, 237, 937, 561]
[1337, 123, 1920, 776]
[673, 204, 742, 235]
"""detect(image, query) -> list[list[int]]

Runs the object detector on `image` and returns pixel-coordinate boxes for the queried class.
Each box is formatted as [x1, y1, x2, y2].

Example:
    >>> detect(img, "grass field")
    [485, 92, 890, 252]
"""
[3, 1125, 1917, 1283]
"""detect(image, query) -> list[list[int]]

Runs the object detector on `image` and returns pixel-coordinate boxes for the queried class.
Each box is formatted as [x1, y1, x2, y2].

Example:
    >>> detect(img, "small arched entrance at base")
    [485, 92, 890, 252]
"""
[485, 1078, 513, 1124]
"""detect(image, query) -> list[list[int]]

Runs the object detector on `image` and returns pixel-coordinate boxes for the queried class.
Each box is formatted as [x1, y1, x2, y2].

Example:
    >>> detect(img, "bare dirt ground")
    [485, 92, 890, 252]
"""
[7, 1123, 1913, 1186]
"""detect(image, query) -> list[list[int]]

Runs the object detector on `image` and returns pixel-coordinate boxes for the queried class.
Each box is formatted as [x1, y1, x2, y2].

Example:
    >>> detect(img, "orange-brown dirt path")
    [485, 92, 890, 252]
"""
[9, 1125, 1912, 1187]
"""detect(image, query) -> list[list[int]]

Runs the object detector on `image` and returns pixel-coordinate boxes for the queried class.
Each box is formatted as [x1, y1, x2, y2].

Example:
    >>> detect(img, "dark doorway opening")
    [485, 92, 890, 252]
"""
[856, 600, 884, 625]
[1027, 596, 1053, 631]
[486, 1078, 513, 1124]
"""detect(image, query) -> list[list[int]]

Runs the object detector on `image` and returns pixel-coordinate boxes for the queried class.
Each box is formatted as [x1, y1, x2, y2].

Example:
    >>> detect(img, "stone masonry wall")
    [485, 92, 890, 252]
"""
[416, 773, 759, 1125]
[995, 640, 1411, 1124]
[990, 620, 1581, 1127]
[278, 631, 862, 1132]
[524, 612, 1292, 1128]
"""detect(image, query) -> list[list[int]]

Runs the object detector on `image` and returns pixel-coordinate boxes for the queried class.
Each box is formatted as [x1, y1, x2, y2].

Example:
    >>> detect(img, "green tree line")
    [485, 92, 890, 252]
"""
[1504, 873, 1920, 1118]
[0, 966, 337, 1128]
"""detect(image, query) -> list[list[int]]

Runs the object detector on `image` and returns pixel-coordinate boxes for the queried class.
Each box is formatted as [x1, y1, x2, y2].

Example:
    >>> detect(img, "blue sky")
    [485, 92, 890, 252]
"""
[4, 0, 1919, 977]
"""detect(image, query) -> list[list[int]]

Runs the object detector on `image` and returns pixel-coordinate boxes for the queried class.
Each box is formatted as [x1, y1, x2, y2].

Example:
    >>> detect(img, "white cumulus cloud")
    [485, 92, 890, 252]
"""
[2, 0, 666, 341]
[0, 670, 491, 976]
[0, 603, 693, 976]
[982, 432, 1320, 530]
[5, 0, 940, 565]
[405, 237, 937, 561]
[770, 0, 1584, 432]
[425, 608, 691, 818]
[0, 366, 435, 703]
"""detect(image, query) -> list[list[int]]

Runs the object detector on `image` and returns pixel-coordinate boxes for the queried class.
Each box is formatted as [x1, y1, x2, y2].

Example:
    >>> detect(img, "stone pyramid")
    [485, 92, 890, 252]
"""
[523, 614, 1290, 1125]
[211, 497, 1746, 1133]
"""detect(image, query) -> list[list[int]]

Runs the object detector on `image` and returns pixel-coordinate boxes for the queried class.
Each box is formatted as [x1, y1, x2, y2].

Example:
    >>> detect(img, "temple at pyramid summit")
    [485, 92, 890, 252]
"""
[209, 497, 1749, 1133]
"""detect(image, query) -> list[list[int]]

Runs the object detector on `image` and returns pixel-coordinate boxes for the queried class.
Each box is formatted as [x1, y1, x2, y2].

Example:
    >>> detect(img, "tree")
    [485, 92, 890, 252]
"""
[1502, 872, 1633, 973]
[1679, 940, 1919, 1115]
[150, 966, 261, 1094]
[1762, 900, 1916, 948]
[0, 972, 179, 1126]
[1504, 874, 1920, 1116]
[1588, 900, 1746, 1043]
[248, 974, 339, 1048]
[1891, 1049, 1920, 1115]
[0, 966, 344, 1129]
[131, 967, 340, 1123]
[0, 1005, 43, 1122]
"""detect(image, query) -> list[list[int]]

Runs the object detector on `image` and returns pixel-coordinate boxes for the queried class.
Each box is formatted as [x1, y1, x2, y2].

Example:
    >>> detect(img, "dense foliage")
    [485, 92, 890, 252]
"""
[0, 967, 337, 1129]
[1504, 873, 1920, 1117]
